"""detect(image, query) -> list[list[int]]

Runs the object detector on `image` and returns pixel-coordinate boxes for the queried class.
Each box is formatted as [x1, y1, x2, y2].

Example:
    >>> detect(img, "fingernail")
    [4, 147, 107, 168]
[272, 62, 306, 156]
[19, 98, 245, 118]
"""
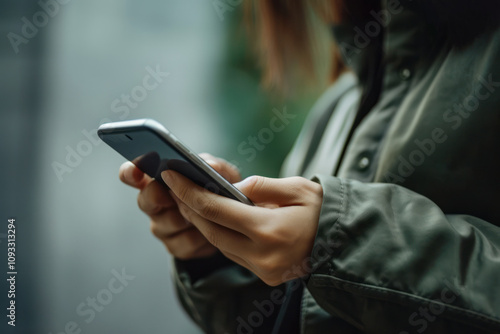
[125, 164, 135, 181]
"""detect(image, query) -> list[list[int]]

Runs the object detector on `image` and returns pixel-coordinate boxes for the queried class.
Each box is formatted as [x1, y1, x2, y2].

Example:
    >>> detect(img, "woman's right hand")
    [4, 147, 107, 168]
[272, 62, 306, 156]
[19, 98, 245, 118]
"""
[119, 153, 241, 260]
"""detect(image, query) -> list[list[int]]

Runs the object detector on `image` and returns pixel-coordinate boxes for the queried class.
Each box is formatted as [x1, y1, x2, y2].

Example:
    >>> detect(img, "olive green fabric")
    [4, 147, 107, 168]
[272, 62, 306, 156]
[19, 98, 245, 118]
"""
[172, 1, 500, 333]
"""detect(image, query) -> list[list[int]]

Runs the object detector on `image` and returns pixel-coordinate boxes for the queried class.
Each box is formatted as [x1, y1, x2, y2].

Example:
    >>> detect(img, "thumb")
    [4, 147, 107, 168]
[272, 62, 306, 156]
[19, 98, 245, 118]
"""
[235, 176, 310, 206]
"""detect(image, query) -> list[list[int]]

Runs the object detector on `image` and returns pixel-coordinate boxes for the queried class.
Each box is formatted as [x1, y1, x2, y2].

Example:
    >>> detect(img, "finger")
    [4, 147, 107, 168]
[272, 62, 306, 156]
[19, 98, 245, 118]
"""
[119, 162, 151, 189]
[150, 209, 192, 239]
[137, 180, 176, 216]
[175, 199, 252, 254]
[162, 170, 265, 236]
[163, 228, 216, 260]
[235, 176, 322, 206]
[199, 153, 241, 183]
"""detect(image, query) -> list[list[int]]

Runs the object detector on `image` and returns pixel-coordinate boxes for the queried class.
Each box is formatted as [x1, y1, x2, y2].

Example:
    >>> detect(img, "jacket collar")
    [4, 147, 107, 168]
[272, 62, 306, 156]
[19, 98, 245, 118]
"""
[331, 0, 433, 84]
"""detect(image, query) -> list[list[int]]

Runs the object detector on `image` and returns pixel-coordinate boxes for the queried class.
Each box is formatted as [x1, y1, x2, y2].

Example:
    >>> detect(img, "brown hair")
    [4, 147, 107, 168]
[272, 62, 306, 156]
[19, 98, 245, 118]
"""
[244, 1, 349, 95]
[245, 1, 380, 94]
[246, 0, 500, 96]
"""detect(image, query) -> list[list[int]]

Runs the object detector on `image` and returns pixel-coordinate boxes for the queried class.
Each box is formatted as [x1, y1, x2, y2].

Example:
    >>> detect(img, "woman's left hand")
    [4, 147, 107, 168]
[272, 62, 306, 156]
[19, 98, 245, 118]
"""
[161, 170, 323, 286]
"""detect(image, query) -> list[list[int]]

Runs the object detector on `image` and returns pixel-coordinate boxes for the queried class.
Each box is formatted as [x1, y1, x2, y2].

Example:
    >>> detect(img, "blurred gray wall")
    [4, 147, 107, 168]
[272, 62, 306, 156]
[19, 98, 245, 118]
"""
[0, 0, 318, 332]
[1, 0, 233, 333]
[1, 1, 45, 333]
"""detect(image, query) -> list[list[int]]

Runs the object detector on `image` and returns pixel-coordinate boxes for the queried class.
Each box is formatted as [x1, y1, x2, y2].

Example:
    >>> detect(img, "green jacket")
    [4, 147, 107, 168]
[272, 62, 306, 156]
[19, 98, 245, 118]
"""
[172, 1, 500, 333]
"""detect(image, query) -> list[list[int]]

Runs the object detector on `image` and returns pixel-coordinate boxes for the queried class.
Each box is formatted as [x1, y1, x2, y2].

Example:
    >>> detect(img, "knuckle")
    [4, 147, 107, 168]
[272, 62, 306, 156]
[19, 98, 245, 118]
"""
[137, 192, 161, 215]
[150, 221, 164, 239]
[245, 175, 265, 198]
[177, 184, 191, 203]
[199, 197, 221, 221]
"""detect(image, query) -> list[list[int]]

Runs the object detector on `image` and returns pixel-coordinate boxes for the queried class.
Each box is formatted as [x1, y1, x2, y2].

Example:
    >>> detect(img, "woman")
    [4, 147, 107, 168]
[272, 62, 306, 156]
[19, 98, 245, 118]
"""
[120, 1, 500, 333]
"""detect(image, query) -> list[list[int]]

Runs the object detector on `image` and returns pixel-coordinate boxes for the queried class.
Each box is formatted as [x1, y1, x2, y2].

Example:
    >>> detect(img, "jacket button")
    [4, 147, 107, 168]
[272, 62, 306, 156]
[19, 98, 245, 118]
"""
[400, 68, 411, 80]
[358, 157, 370, 170]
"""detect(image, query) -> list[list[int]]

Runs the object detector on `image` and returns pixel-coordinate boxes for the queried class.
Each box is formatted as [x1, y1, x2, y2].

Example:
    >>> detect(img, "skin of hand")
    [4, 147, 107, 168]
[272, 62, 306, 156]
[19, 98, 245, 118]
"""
[119, 153, 242, 260]
[161, 168, 324, 286]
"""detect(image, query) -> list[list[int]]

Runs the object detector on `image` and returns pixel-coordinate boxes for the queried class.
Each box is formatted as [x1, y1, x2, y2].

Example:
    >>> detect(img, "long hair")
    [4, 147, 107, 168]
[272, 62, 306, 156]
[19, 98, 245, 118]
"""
[245, 0, 500, 95]
[244, 0, 373, 94]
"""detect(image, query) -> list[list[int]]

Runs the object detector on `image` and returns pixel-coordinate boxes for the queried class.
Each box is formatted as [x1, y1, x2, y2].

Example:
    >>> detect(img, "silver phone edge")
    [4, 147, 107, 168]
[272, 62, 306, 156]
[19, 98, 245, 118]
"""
[99, 119, 254, 206]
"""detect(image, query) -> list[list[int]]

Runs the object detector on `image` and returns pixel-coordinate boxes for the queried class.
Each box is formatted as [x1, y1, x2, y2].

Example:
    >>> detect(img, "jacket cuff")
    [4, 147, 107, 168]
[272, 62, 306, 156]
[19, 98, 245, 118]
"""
[174, 252, 234, 285]
[309, 175, 350, 275]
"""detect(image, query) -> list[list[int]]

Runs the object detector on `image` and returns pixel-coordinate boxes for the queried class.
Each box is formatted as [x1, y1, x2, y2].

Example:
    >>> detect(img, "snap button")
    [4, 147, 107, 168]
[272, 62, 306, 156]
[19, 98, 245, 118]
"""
[358, 157, 370, 170]
[400, 68, 411, 80]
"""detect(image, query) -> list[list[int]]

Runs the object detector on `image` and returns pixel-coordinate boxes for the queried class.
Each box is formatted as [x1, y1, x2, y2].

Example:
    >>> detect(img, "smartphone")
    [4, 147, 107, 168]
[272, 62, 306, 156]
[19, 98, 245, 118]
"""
[97, 119, 253, 205]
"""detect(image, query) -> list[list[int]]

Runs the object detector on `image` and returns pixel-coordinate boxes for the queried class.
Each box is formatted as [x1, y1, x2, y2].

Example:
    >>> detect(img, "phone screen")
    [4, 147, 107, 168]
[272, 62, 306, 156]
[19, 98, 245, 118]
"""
[100, 129, 238, 200]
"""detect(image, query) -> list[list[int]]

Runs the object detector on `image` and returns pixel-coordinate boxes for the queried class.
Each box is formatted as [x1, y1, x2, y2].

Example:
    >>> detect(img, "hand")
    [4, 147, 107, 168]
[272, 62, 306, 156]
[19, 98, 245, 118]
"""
[119, 153, 241, 260]
[161, 171, 323, 286]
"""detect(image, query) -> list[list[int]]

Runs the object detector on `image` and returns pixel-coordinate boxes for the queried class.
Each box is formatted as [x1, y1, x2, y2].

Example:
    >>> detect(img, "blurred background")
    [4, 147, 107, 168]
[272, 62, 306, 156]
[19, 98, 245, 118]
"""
[0, 1, 321, 333]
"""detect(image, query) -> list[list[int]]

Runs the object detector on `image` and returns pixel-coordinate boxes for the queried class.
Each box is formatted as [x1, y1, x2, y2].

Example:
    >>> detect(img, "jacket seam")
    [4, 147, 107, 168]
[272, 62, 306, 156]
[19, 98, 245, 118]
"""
[328, 178, 348, 276]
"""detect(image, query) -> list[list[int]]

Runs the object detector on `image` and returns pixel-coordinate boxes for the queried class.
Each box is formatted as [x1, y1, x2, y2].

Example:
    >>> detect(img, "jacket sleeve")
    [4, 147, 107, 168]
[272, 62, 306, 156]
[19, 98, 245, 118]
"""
[307, 175, 500, 334]
[172, 254, 286, 334]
